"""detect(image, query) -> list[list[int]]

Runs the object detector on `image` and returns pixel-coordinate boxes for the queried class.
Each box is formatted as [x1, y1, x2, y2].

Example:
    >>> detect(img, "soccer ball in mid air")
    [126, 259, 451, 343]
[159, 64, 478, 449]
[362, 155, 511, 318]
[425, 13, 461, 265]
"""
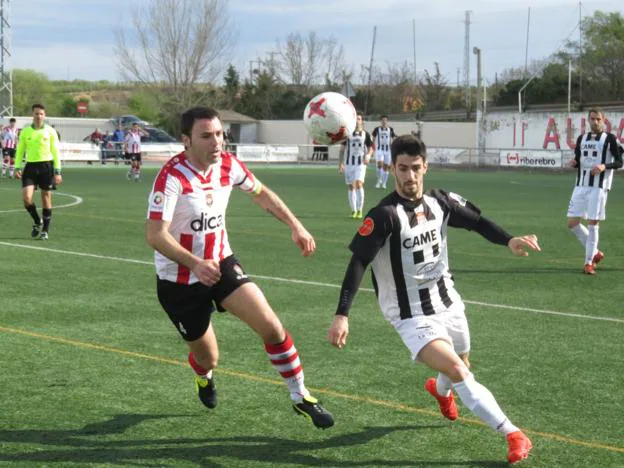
[303, 92, 357, 145]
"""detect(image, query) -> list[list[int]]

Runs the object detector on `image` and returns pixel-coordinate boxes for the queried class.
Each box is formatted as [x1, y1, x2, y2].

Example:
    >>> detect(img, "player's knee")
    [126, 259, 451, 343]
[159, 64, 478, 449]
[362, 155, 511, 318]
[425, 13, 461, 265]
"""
[567, 219, 579, 229]
[446, 362, 470, 382]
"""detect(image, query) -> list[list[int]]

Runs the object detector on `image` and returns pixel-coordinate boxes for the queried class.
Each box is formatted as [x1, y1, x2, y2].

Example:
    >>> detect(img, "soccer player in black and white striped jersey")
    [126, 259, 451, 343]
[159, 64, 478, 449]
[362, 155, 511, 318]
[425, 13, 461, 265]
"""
[371, 115, 396, 189]
[328, 134, 540, 464]
[567, 108, 623, 275]
[339, 113, 374, 219]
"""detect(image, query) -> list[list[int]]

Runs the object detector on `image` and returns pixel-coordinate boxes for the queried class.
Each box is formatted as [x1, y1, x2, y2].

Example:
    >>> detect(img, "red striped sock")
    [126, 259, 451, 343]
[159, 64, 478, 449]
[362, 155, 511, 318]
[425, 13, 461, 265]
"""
[188, 352, 211, 379]
[265, 333, 308, 400]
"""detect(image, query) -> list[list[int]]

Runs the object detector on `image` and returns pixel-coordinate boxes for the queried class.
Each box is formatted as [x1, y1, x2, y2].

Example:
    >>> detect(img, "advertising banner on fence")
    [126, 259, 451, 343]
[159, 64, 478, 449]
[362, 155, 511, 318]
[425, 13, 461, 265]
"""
[499, 150, 563, 168]
[427, 147, 471, 165]
[236, 145, 299, 162]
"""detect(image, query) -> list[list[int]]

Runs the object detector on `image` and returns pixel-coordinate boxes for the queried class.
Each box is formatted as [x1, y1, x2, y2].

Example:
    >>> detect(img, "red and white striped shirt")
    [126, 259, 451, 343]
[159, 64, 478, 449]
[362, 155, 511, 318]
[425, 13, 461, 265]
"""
[147, 151, 262, 284]
[2, 126, 18, 149]
[124, 130, 142, 154]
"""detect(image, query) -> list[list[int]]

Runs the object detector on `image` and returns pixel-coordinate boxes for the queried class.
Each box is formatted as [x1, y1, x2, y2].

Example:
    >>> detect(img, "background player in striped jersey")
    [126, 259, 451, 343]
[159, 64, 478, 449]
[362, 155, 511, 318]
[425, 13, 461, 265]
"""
[1, 118, 18, 178]
[371, 115, 396, 189]
[567, 108, 623, 275]
[338, 113, 373, 219]
[146, 107, 333, 429]
[124, 122, 148, 181]
[328, 134, 539, 464]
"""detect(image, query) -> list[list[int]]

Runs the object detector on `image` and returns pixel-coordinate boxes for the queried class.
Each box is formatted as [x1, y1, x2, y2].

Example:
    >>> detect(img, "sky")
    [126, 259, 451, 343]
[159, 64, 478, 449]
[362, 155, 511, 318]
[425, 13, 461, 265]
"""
[10, 0, 623, 86]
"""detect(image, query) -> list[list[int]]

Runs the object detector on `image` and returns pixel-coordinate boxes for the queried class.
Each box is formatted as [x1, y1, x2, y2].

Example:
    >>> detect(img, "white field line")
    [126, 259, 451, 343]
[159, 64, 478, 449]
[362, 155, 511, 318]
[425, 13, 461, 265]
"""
[0, 192, 83, 213]
[0, 241, 622, 324]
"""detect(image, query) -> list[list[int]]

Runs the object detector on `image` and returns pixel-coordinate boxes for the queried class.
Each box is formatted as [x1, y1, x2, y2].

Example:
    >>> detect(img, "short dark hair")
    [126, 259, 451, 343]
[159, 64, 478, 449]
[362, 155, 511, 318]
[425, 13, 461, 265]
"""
[587, 107, 604, 119]
[9, 118, 15, 123]
[380, 114, 388, 120]
[32, 104, 45, 111]
[391, 134, 427, 165]
[181, 107, 221, 137]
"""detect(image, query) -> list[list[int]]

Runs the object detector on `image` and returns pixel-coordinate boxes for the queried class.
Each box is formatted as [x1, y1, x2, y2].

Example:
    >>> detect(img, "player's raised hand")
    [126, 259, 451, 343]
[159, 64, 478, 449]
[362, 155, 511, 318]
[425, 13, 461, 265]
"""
[192, 259, 221, 286]
[292, 226, 316, 257]
[328, 315, 349, 349]
[508, 235, 541, 256]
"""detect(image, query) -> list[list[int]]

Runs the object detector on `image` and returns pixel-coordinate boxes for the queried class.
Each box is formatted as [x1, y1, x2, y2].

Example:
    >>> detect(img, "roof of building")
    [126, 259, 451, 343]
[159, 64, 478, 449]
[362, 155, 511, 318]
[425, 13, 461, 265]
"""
[219, 109, 257, 124]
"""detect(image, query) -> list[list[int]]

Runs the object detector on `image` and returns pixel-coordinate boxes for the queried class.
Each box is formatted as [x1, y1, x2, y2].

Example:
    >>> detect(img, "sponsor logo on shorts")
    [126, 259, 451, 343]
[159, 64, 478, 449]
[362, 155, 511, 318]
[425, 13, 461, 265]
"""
[233, 264, 248, 280]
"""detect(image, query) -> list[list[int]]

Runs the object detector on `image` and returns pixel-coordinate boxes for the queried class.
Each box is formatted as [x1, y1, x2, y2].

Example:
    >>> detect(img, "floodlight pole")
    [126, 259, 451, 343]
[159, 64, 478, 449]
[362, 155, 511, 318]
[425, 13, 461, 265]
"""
[517, 75, 537, 113]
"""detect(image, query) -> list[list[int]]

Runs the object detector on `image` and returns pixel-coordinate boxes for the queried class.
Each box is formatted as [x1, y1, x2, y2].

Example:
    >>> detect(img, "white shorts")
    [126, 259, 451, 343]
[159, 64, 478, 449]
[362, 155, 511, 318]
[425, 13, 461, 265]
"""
[375, 151, 391, 165]
[344, 164, 366, 185]
[566, 186, 608, 221]
[392, 303, 470, 362]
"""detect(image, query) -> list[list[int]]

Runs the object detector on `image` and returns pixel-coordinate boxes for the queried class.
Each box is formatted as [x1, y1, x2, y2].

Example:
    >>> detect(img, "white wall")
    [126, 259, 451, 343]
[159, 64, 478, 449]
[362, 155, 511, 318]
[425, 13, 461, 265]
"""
[484, 111, 624, 152]
[256, 119, 476, 148]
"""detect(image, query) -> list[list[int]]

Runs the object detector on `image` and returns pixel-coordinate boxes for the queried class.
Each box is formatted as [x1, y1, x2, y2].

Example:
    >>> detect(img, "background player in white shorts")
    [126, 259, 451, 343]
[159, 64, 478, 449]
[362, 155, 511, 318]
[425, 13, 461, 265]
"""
[371, 115, 396, 189]
[566, 108, 623, 275]
[338, 113, 373, 219]
[328, 134, 540, 464]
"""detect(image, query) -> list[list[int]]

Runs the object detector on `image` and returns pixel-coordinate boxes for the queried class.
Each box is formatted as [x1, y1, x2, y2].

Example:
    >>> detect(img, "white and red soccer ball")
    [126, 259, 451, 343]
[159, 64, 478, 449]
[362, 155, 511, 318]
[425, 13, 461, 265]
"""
[303, 92, 357, 145]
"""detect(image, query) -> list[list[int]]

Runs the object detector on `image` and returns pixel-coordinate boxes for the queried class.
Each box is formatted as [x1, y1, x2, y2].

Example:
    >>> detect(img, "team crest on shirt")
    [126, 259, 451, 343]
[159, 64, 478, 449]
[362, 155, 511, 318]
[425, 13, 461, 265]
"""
[358, 217, 374, 236]
[152, 191, 164, 206]
[205, 192, 213, 207]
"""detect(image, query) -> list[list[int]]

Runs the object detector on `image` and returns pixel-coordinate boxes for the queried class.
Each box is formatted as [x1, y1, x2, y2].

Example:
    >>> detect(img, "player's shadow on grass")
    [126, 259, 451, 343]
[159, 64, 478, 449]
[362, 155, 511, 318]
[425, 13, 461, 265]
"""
[0, 413, 507, 467]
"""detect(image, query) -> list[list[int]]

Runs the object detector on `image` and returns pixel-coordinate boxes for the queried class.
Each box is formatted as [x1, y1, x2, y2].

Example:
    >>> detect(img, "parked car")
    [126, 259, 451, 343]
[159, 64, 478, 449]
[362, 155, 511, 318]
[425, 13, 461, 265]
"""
[111, 115, 150, 128]
[141, 126, 178, 143]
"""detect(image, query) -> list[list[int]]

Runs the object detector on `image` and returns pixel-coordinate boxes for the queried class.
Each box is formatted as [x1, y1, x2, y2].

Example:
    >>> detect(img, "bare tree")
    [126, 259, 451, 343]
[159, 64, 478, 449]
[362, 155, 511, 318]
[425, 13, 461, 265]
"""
[114, 0, 236, 112]
[276, 32, 345, 87]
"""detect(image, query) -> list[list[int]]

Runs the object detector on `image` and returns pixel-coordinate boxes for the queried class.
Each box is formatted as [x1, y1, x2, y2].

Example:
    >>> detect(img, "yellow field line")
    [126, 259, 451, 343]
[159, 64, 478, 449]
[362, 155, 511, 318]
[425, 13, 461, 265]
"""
[1, 325, 622, 454]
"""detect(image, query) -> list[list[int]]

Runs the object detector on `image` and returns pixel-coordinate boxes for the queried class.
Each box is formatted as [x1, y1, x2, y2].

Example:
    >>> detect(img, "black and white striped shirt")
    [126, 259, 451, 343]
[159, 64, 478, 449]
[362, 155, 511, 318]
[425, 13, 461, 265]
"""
[371, 126, 396, 153]
[574, 132, 623, 190]
[347, 190, 482, 321]
[343, 130, 372, 166]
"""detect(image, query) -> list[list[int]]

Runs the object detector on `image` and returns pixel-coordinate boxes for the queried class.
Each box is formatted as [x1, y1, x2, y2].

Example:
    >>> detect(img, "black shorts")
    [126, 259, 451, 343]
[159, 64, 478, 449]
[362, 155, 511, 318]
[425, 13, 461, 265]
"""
[3, 148, 15, 158]
[22, 161, 56, 190]
[156, 255, 252, 341]
[127, 153, 141, 162]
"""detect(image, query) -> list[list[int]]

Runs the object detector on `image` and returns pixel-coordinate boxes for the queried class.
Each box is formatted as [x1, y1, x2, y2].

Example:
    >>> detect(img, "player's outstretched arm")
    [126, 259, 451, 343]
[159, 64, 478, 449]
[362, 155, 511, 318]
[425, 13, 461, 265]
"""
[252, 185, 316, 257]
[508, 235, 541, 256]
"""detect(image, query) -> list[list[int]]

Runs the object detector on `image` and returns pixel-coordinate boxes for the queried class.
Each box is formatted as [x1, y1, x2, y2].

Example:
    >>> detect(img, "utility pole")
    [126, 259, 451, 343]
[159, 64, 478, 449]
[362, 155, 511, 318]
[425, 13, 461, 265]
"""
[0, 0, 13, 117]
[524, 7, 531, 77]
[463, 11, 472, 115]
[578, 1, 583, 109]
[364, 26, 377, 117]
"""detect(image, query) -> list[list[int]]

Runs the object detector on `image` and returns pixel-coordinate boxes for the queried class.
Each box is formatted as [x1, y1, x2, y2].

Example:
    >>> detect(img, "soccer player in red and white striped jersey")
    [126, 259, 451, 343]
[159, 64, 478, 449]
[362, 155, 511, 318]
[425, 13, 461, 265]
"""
[1, 118, 19, 178]
[145, 107, 333, 428]
[124, 123, 147, 181]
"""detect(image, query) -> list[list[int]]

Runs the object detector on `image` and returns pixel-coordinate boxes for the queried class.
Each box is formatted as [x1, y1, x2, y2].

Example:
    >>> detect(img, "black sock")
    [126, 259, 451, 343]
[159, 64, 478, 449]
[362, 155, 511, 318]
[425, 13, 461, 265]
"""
[26, 204, 41, 225]
[42, 208, 52, 232]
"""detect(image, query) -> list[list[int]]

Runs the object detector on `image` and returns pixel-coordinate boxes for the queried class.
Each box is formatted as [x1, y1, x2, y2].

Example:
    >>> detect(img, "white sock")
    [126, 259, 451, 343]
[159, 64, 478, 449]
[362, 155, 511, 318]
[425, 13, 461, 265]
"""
[348, 190, 356, 211]
[356, 187, 364, 211]
[436, 373, 452, 397]
[1, 162, 6, 176]
[376, 166, 381, 183]
[9, 165, 14, 177]
[382, 170, 389, 185]
[570, 224, 588, 247]
[453, 374, 519, 435]
[586, 224, 599, 265]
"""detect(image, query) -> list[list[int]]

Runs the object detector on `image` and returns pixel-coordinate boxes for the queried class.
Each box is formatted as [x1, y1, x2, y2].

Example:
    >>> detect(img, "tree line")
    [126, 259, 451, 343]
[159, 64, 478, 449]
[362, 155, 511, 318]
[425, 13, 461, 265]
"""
[10, 1, 624, 136]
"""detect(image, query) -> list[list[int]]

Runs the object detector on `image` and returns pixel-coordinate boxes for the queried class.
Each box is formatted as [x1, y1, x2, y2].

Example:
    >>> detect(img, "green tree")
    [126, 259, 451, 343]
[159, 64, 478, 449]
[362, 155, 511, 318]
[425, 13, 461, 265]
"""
[12, 69, 53, 115]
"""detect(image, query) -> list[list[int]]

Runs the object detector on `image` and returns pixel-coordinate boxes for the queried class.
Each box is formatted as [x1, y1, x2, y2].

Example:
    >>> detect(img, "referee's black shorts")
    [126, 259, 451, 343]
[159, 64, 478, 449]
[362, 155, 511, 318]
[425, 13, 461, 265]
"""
[22, 161, 56, 190]
[156, 255, 252, 341]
